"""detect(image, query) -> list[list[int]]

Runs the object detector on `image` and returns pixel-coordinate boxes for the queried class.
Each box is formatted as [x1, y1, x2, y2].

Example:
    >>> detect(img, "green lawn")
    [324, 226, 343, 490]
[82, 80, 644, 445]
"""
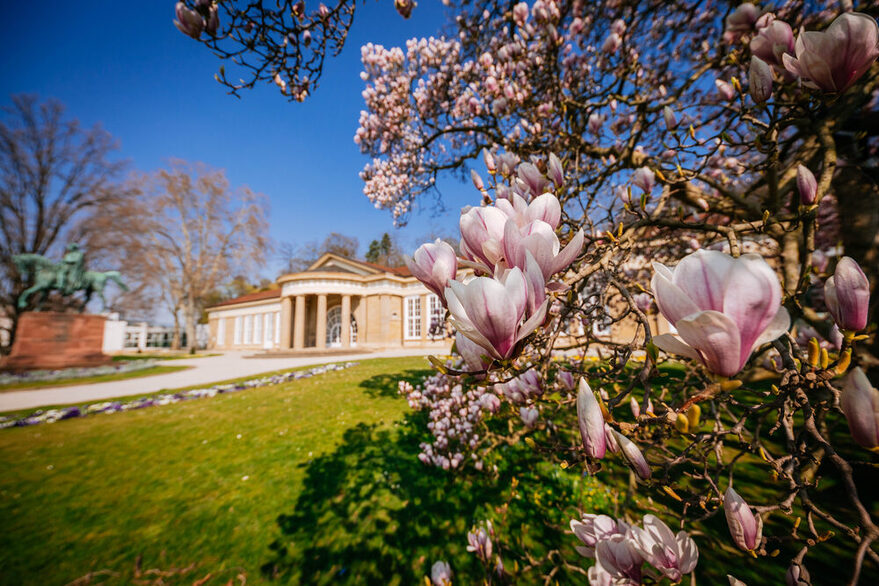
[0, 356, 608, 585]
[0, 364, 191, 392]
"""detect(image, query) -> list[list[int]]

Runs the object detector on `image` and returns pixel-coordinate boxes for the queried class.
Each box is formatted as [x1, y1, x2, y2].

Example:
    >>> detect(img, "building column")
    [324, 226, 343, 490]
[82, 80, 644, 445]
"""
[341, 294, 351, 348]
[315, 294, 328, 349]
[280, 296, 293, 349]
[293, 295, 306, 349]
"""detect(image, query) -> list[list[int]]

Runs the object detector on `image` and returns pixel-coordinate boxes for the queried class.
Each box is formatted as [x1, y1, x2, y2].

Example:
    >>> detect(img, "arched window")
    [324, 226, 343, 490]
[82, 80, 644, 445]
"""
[326, 305, 357, 347]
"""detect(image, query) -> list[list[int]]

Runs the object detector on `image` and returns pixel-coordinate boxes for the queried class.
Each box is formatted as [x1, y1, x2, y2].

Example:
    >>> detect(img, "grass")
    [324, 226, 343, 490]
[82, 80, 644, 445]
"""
[112, 353, 220, 361]
[0, 364, 191, 393]
[0, 356, 612, 585]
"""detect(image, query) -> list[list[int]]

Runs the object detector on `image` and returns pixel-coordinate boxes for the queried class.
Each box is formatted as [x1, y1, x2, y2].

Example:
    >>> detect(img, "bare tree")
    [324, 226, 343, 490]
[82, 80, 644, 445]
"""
[279, 232, 359, 274]
[111, 161, 270, 350]
[0, 94, 129, 351]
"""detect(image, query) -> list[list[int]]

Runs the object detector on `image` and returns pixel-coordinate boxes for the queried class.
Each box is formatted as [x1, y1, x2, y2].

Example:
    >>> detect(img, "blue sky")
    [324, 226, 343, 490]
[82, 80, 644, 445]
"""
[1, 1, 474, 277]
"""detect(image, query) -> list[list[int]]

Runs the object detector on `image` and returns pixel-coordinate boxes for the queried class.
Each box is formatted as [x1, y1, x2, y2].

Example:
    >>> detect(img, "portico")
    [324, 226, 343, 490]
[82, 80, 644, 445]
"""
[205, 254, 449, 352]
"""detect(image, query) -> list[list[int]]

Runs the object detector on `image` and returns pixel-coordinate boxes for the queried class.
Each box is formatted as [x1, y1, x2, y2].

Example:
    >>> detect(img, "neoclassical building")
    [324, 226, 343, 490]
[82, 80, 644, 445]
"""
[205, 254, 449, 352]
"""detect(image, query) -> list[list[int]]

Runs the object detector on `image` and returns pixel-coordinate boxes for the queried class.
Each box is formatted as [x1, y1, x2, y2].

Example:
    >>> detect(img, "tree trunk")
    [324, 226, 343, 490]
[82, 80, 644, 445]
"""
[171, 310, 181, 350]
[184, 296, 198, 351]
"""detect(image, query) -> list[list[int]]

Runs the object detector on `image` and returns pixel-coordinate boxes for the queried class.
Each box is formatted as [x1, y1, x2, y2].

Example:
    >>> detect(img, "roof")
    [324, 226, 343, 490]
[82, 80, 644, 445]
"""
[302, 253, 411, 277]
[206, 288, 281, 309]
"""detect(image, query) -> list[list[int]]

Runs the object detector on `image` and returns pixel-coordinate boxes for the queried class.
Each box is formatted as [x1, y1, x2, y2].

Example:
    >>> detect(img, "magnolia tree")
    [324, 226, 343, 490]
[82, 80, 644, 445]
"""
[180, 0, 879, 583]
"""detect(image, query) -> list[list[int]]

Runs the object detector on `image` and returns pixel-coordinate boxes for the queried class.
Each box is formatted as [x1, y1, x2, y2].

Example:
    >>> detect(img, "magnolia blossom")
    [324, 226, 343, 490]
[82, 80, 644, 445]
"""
[612, 430, 651, 480]
[782, 12, 879, 93]
[502, 219, 584, 281]
[749, 56, 772, 102]
[406, 239, 458, 302]
[466, 522, 494, 561]
[455, 332, 491, 372]
[460, 205, 508, 269]
[430, 561, 452, 585]
[570, 514, 628, 557]
[750, 17, 794, 67]
[520, 406, 539, 427]
[786, 562, 811, 586]
[840, 367, 879, 452]
[716, 79, 736, 100]
[724, 486, 763, 551]
[796, 164, 817, 205]
[651, 250, 790, 377]
[174, 2, 204, 38]
[724, 3, 760, 41]
[824, 256, 870, 331]
[628, 515, 699, 582]
[663, 106, 678, 130]
[594, 536, 643, 585]
[632, 167, 655, 194]
[577, 379, 606, 459]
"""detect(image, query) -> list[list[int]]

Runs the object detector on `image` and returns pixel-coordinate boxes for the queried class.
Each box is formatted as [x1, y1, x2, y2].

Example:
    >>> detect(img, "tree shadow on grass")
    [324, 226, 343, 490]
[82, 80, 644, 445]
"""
[356, 369, 433, 399]
[261, 412, 611, 584]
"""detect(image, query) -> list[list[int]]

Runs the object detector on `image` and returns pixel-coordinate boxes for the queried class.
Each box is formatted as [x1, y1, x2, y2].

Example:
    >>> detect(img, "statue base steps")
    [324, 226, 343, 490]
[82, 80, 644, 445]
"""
[1, 312, 112, 372]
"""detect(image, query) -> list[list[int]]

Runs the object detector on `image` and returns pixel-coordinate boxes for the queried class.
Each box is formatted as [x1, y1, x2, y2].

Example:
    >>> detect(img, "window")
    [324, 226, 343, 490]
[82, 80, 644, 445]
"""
[264, 312, 273, 347]
[217, 318, 226, 346]
[274, 312, 280, 344]
[233, 316, 242, 344]
[405, 296, 422, 339]
[244, 315, 253, 344]
[427, 294, 444, 338]
[254, 312, 263, 344]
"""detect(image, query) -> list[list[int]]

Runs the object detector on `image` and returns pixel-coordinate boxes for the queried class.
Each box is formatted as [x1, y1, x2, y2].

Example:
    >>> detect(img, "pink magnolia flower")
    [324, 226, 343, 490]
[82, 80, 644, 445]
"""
[407, 239, 458, 302]
[467, 522, 494, 561]
[496, 192, 561, 229]
[459, 205, 507, 269]
[455, 332, 491, 372]
[724, 486, 763, 551]
[632, 167, 655, 194]
[749, 56, 773, 102]
[796, 164, 817, 205]
[174, 2, 204, 38]
[650, 250, 790, 377]
[628, 514, 699, 582]
[594, 535, 643, 585]
[430, 561, 452, 585]
[556, 369, 575, 391]
[840, 367, 879, 452]
[786, 562, 811, 585]
[570, 514, 629, 557]
[445, 268, 548, 361]
[502, 219, 584, 280]
[824, 256, 870, 331]
[782, 12, 879, 92]
[663, 106, 678, 130]
[750, 18, 794, 67]
[577, 379, 606, 459]
[547, 153, 564, 187]
[724, 3, 760, 41]
[612, 430, 651, 480]
[716, 79, 736, 100]
[520, 406, 539, 427]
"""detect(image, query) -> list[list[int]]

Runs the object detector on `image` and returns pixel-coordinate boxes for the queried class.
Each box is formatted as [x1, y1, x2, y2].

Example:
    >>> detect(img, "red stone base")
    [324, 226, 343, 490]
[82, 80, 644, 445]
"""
[1, 312, 112, 372]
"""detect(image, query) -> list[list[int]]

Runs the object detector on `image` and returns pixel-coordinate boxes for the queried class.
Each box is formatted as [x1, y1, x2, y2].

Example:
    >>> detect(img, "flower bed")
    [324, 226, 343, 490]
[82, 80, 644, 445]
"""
[0, 360, 160, 386]
[0, 362, 358, 429]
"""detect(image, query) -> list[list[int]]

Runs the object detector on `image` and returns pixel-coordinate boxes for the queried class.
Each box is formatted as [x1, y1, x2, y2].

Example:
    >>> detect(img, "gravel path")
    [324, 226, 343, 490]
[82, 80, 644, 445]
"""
[0, 348, 438, 412]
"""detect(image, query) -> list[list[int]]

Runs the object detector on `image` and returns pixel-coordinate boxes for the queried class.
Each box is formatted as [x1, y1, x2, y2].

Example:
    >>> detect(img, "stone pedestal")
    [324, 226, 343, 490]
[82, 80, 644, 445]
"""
[1, 312, 112, 372]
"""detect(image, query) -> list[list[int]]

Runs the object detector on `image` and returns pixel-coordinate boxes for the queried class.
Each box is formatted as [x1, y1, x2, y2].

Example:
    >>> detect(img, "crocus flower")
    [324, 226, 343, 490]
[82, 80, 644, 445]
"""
[594, 535, 643, 584]
[650, 250, 790, 377]
[577, 379, 607, 459]
[174, 2, 204, 38]
[430, 561, 452, 585]
[612, 430, 651, 479]
[632, 167, 655, 194]
[782, 12, 879, 92]
[570, 514, 628, 557]
[407, 239, 458, 303]
[750, 18, 794, 67]
[724, 486, 762, 551]
[840, 367, 879, 452]
[749, 56, 773, 102]
[824, 256, 870, 331]
[628, 514, 699, 582]
[796, 164, 817, 205]
[459, 205, 508, 270]
[445, 268, 547, 361]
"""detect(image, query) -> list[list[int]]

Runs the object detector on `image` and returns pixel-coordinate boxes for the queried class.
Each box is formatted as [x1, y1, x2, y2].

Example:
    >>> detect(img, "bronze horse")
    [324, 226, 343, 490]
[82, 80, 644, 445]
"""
[14, 254, 127, 310]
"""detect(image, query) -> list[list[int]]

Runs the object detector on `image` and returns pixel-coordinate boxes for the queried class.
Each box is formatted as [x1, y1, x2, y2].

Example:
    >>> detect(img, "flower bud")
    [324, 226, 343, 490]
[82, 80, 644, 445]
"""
[824, 256, 870, 331]
[723, 486, 763, 551]
[840, 367, 879, 452]
[174, 2, 205, 39]
[749, 56, 773, 103]
[577, 379, 607, 458]
[471, 169, 486, 192]
[716, 79, 735, 100]
[796, 164, 817, 205]
[786, 561, 810, 586]
[663, 106, 678, 130]
[612, 430, 650, 479]
[482, 149, 496, 174]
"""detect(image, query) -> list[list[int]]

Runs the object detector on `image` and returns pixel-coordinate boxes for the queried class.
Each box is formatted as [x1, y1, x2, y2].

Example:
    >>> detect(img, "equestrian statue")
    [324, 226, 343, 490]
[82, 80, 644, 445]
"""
[13, 243, 128, 311]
